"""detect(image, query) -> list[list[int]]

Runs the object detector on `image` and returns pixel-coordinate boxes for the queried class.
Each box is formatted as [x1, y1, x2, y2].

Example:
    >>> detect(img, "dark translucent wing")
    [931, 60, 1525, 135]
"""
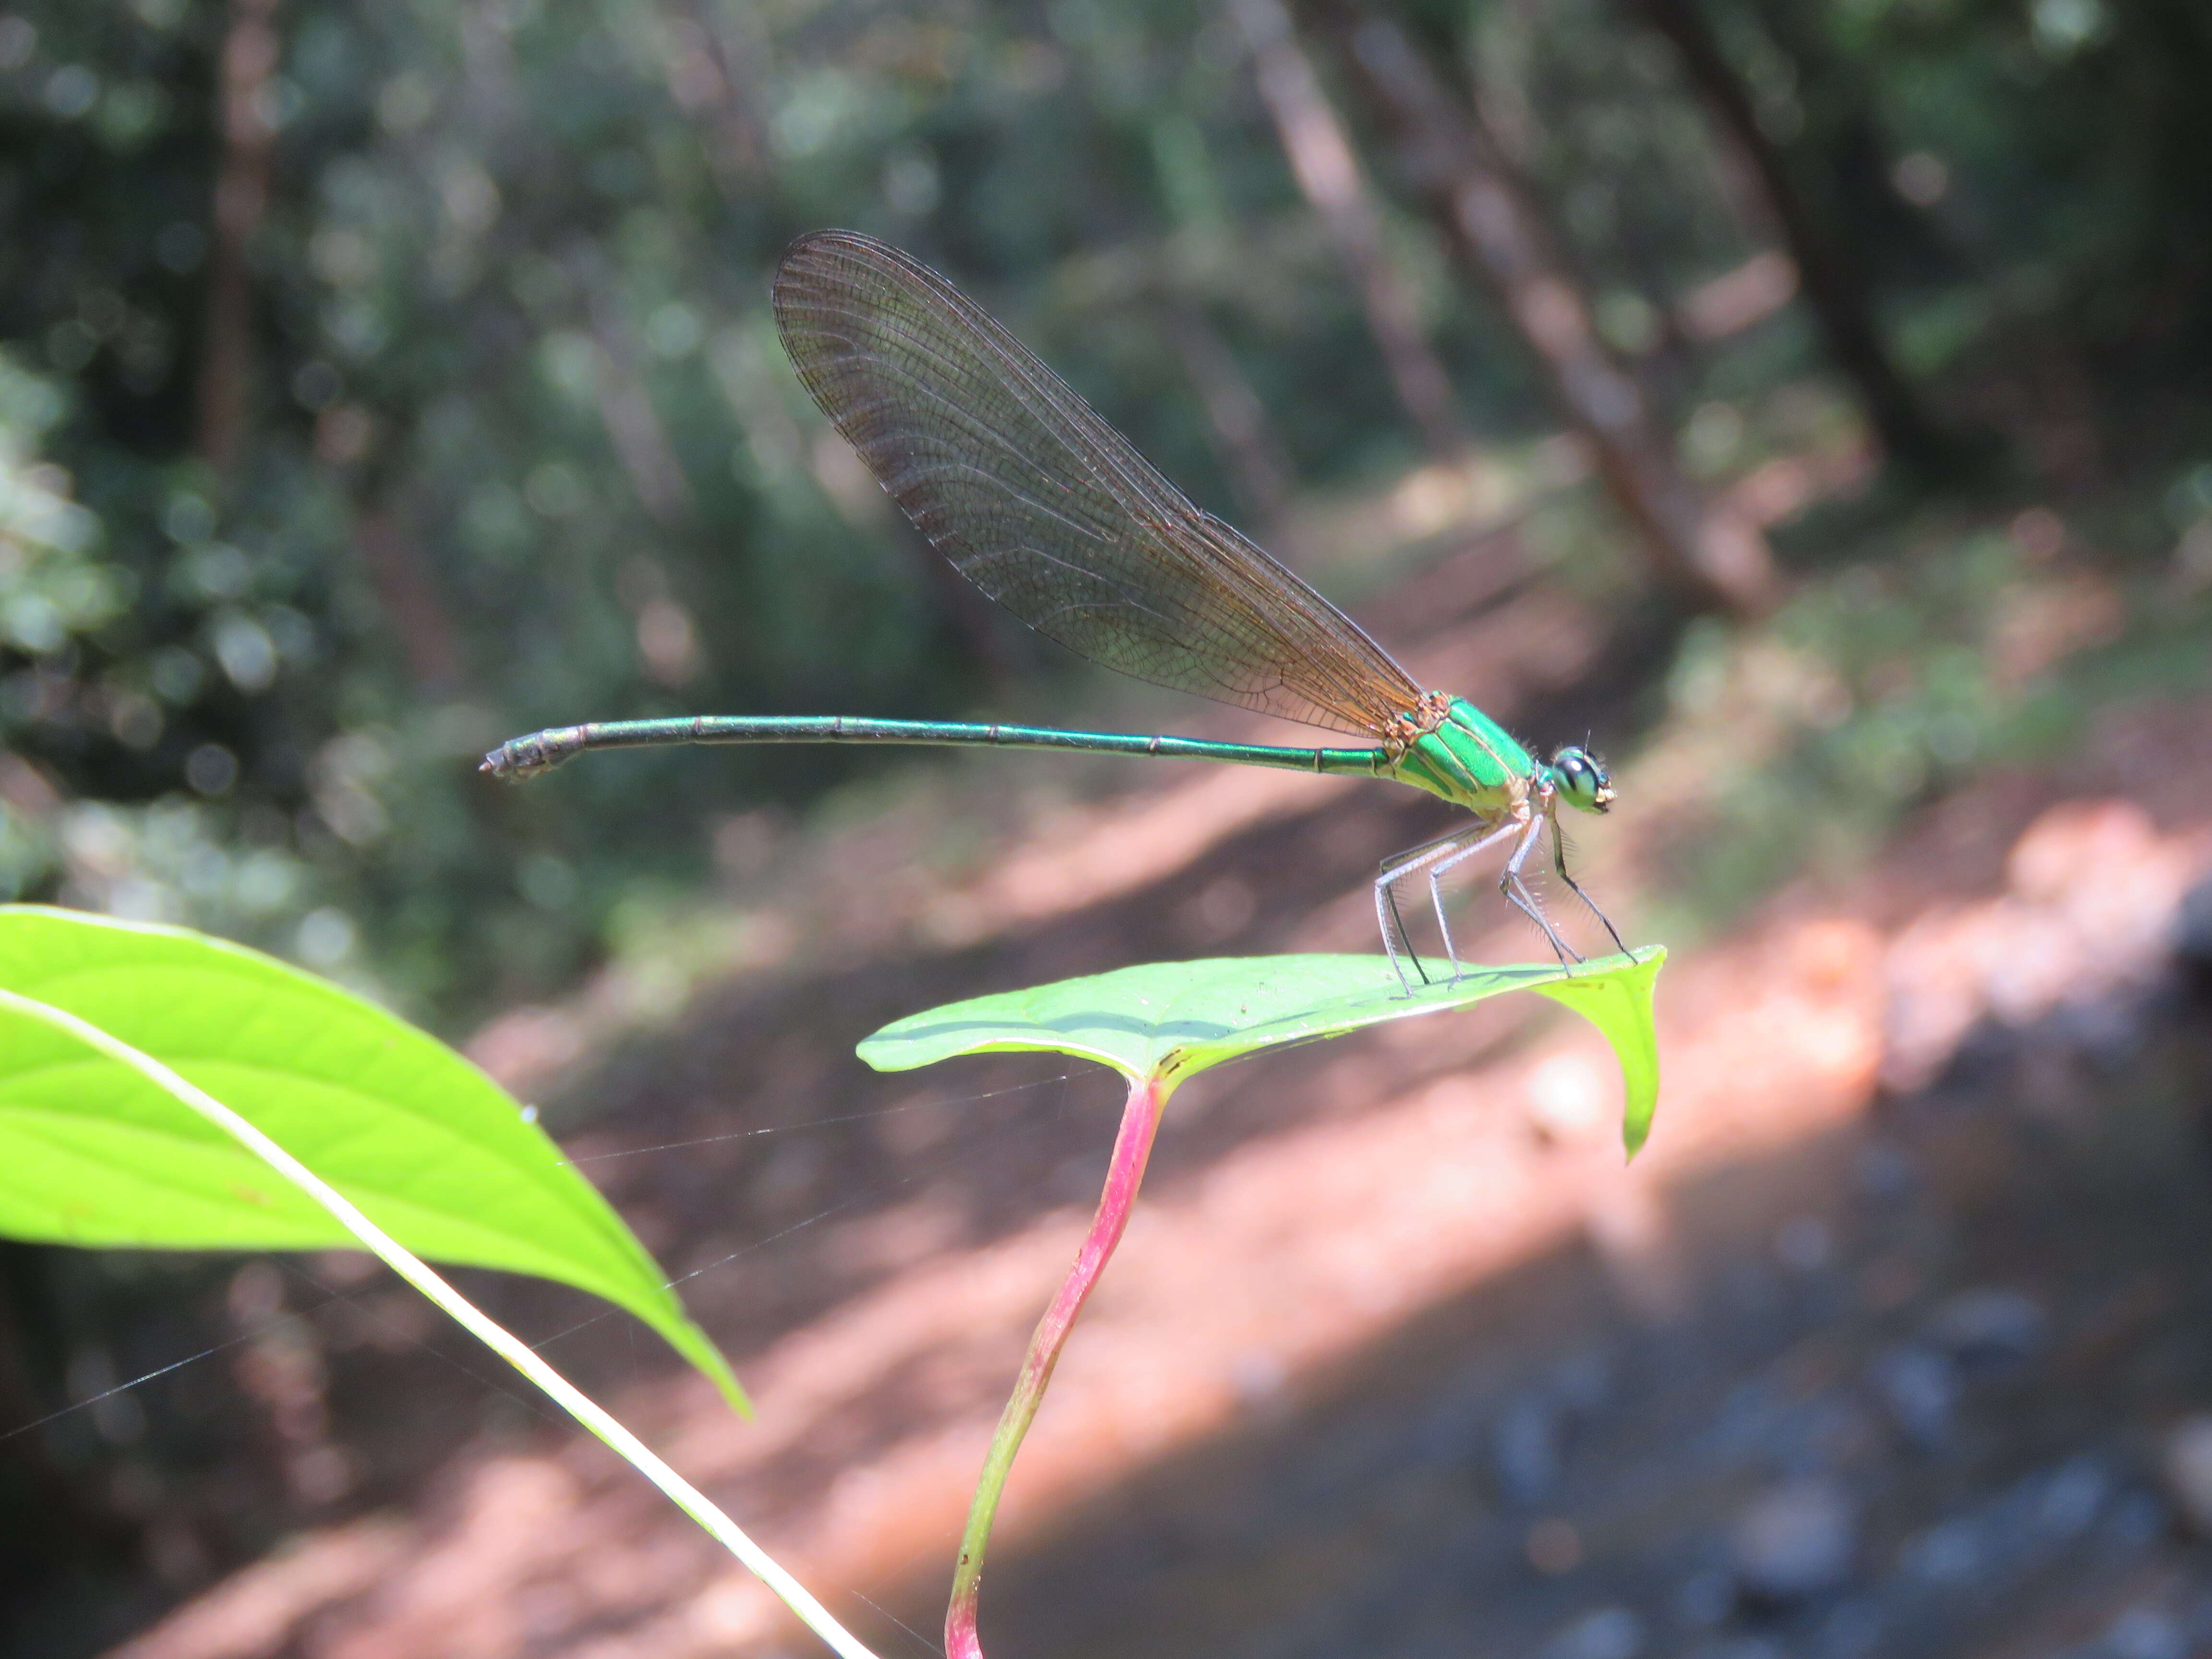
[771, 230, 1425, 738]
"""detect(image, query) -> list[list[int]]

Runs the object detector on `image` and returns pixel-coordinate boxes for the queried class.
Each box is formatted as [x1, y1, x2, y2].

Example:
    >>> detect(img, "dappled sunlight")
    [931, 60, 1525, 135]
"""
[13, 1, 2212, 1648]
[101, 720, 2212, 1655]
[1882, 801, 2206, 1092]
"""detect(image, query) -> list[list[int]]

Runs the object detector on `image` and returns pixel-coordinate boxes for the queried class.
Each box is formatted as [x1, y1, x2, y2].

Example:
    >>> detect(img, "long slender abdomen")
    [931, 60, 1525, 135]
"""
[481, 714, 1397, 783]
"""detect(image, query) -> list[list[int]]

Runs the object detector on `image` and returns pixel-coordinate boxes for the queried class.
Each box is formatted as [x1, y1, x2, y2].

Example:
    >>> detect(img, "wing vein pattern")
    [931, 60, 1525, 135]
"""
[771, 230, 1425, 737]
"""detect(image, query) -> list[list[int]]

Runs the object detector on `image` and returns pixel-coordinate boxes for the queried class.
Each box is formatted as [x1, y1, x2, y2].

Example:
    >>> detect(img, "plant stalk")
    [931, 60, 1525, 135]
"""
[946, 1070, 1171, 1659]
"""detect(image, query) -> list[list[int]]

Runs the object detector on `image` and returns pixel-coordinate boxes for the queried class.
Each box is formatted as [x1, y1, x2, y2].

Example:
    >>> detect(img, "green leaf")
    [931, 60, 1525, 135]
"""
[0, 905, 745, 1412]
[859, 947, 1665, 1154]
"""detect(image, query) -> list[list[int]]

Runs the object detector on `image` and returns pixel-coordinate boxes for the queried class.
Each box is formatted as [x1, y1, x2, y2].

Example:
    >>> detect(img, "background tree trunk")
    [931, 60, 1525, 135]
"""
[196, 0, 283, 475]
[1312, 4, 1774, 614]
[1230, 0, 1467, 463]
[1634, 0, 1952, 474]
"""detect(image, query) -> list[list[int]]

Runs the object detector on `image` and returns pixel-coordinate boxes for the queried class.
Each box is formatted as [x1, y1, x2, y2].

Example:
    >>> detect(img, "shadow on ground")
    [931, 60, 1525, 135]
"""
[964, 926, 2212, 1659]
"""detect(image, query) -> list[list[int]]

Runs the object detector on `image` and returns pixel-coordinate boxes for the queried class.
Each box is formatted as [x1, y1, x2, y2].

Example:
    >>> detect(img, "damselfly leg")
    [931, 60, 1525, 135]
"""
[1551, 816, 1627, 956]
[1501, 814, 1582, 966]
[1427, 822, 1527, 983]
[1378, 808, 1623, 991]
[1376, 819, 1519, 992]
[1378, 828, 1463, 989]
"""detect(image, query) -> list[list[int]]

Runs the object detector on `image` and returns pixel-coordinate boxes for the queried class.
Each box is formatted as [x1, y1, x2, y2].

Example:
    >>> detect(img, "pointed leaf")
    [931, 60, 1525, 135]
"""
[860, 947, 1664, 1153]
[0, 906, 744, 1411]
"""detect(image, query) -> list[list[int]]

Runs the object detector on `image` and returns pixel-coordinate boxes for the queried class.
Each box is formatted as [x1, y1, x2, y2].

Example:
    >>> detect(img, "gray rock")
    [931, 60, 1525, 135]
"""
[2101, 1490, 2169, 1552]
[1868, 1344, 1958, 1446]
[1855, 1139, 1921, 1202]
[1895, 1456, 2112, 1596]
[2161, 1413, 2212, 1534]
[2032, 1455, 2115, 1539]
[1674, 1569, 1734, 1628]
[1729, 1477, 1858, 1600]
[2175, 877, 2212, 969]
[2105, 1606, 2187, 1659]
[1494, 1396, 1563, 1503]
[1820, 1598, 1885, 1658]
[1924, 1286, 2047, 1369]
[1901, 1515, 1983, 1582]
[1775, 1214, 1834, 1273]
[1544, 1607, 1644, 1659]
[1553, 1349, 1614, 1412]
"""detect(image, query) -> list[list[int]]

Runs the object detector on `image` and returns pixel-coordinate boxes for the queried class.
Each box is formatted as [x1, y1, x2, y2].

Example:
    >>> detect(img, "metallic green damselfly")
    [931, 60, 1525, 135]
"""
[485, 231, 1624, 988]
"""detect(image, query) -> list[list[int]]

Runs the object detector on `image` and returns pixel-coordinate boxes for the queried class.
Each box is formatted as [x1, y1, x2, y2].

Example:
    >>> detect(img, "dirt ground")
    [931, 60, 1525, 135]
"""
[22, 549, 2212, 1659]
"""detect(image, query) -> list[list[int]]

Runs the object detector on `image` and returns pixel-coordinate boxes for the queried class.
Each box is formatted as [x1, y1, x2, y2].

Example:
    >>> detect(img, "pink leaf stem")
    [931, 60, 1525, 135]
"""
[946, 1069, 1170, 1659]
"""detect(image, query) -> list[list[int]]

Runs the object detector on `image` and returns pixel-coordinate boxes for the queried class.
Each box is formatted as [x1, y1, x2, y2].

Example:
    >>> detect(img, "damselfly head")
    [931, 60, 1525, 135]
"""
[1550, 746, 1614, 814]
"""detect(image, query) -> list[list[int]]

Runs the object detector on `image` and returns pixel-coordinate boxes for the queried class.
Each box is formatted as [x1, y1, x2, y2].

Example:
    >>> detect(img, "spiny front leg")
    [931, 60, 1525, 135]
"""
[1500, 815, 1580, 965]
[1551, 811, 1626, 956]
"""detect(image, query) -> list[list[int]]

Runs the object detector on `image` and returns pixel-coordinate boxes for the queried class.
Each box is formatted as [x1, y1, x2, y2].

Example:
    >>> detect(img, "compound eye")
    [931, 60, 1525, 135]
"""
[1551, 745, 1614, 813]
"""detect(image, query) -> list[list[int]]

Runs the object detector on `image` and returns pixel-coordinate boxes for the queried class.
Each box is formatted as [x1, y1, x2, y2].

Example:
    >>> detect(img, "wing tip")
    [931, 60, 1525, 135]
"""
[774, 228, 914, 292]
[773, 230, 948, 348]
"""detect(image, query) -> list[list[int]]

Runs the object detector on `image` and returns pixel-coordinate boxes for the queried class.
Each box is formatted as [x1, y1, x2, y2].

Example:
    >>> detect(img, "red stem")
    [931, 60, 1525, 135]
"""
[945, 1070, 1168, 1659]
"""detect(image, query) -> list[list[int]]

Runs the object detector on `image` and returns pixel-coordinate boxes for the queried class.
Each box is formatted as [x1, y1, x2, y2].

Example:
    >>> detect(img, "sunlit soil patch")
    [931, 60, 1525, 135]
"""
[106, 695, 2212, 1658]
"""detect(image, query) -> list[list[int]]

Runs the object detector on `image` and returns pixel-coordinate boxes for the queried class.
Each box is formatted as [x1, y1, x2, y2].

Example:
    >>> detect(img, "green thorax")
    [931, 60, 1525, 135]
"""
[1387, 697, 1539, 813]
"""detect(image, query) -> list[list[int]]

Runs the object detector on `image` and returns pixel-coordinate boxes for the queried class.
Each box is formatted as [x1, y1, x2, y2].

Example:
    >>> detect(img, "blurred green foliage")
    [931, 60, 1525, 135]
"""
[5, 0, 2212, 1641]
[0, 0, 1490, 1023]
[0, 0, 2207, 1031]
